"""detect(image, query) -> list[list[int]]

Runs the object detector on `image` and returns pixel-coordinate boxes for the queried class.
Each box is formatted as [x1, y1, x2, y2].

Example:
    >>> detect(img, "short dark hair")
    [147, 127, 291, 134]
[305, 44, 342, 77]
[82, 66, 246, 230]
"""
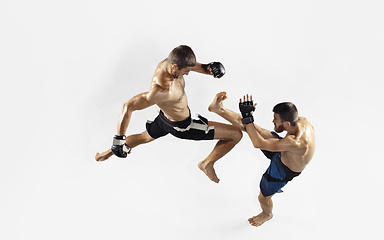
[167, 45, 196, 70]
[273, 102, 299, 126]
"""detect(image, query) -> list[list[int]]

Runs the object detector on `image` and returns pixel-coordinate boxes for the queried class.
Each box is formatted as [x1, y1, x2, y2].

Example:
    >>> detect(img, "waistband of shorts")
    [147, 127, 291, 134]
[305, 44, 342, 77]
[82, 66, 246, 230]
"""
[263, 152, 301, 182]
[159, 110, 192, 128]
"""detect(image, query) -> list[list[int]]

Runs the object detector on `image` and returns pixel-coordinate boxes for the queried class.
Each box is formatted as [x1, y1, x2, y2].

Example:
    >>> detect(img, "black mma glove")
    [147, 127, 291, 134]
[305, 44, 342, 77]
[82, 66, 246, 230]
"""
[209, 62, 226, 78]
[239, 100, 255, 124]
[111, 135, 131, 158]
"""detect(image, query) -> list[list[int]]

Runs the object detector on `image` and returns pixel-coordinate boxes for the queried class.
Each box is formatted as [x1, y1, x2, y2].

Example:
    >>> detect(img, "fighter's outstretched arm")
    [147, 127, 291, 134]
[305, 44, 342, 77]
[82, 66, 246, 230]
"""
[117, 92, 154, 136]
[106, 85, 171, 158]
[95, 92, 154, 161]
[117, 85, 169, 135]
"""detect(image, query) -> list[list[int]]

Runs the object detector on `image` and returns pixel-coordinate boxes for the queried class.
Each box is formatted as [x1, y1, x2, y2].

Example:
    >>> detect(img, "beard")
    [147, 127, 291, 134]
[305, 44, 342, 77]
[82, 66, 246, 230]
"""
[274, 123, 285, 133]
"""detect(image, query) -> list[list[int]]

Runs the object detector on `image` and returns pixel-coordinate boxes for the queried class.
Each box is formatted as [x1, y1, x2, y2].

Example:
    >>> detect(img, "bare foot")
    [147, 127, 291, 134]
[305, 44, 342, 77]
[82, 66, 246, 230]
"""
[248, 212, 273, 227]
[198, 161, 220, 183]
[95, 150, 114, 162]
[208, 92, 227, 114]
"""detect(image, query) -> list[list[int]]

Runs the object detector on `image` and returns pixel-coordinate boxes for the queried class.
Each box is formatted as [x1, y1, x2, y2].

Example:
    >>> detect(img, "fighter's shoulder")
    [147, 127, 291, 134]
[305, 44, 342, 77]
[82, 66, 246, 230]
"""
[154, 58, 168, 75]
[282, 135, 301, 149]
[150, 73, 171, 92]
[152, 62, 172, 87]
[150, 69, 169, 89]
[147, 80, 171, 104]
[299, 117, 314, 129]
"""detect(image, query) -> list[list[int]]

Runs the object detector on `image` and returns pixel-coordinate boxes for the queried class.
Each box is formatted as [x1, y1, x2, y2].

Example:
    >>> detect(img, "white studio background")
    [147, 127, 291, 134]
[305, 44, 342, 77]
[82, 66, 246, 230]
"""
[1, 0, 383, 239]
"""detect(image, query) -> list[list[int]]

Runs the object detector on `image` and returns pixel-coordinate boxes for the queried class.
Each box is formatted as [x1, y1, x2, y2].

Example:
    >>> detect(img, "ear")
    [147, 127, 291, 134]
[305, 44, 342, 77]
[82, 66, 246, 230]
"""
[171, 64, 178, 71]
[283, 121, 291, 129]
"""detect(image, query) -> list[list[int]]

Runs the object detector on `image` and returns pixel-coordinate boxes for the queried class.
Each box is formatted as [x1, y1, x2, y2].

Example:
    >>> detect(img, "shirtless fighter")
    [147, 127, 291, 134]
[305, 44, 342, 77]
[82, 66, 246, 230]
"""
[95, 46, 242, 183]
[208, 92, 315, 226]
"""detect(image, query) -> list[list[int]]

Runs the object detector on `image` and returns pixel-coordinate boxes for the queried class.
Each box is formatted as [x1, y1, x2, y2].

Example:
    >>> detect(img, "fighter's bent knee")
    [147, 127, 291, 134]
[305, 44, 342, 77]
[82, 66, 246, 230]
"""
[210, 122, 242, 141]
[233, 128, 243, 142]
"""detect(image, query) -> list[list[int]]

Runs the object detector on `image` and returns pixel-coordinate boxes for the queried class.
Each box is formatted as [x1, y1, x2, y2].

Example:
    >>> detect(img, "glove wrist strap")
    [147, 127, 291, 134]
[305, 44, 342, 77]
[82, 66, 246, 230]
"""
[241, 116, 254, 125]
[113, 135, 126, 145]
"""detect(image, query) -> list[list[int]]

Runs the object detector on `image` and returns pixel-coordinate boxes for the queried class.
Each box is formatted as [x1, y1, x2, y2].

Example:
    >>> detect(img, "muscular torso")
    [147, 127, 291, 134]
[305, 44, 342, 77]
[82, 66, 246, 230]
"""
[149, 59, 190, 121]
[281, 117, 315, 173]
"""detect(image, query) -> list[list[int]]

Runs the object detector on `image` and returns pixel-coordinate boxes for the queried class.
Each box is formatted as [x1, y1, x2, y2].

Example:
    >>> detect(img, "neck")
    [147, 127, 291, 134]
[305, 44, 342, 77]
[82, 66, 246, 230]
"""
[285, 124, 299, 135]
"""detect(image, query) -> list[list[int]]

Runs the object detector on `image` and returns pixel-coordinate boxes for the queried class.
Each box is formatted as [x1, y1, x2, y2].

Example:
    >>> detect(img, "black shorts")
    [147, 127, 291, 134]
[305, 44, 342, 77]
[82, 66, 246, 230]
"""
[146, 110, 215, 140]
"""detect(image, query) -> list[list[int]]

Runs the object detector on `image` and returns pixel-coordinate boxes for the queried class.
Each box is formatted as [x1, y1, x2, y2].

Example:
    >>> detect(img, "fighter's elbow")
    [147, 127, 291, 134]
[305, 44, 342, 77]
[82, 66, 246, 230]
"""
[251, 138, 270, 149]
[124, 94, 145, 112]
[122, 101, 133, 112]
[252, 141, 261, 149]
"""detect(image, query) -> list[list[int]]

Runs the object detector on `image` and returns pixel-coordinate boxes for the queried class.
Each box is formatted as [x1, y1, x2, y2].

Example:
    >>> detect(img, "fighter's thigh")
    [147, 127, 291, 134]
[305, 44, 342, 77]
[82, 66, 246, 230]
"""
[126, 131, 156, 146]
[208, 121, 242, 141]
[140, 130, 156, 143]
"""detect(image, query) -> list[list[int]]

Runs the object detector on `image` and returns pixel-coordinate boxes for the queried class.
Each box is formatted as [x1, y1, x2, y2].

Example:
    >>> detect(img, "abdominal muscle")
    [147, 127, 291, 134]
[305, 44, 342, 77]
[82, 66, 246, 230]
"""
[156, 94, 190, 122]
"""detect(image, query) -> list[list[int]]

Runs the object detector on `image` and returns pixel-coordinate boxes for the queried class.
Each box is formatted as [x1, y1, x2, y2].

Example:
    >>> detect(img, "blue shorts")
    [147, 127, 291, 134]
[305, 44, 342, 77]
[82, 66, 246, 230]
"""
[259, 132, 301, 197]
[146, 110, 215, 140]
